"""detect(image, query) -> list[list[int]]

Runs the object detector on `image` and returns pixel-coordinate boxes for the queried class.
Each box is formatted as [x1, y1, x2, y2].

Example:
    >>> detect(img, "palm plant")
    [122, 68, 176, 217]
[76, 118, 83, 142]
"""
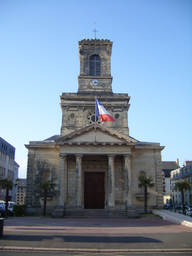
[175, 180, 191, 214]
[39, 180, 55, 216]
[138, 176, 154, 213]
[0, 177, 13, 217]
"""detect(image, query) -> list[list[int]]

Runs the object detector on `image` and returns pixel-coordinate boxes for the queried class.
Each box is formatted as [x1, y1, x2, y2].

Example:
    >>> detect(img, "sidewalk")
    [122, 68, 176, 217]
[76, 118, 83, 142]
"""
[0, 211, 191, 253]
[152, 209, 192, 227]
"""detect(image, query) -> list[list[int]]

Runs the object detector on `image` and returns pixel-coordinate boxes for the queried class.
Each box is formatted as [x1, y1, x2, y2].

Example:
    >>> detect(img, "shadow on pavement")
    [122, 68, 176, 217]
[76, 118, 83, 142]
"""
[1, 234, 161, 244]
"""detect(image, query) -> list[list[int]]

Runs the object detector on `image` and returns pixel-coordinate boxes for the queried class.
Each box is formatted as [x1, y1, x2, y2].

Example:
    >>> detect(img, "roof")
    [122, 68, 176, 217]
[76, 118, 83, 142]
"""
[162, 161, 180, 178]
[162, 161, 180, 170]
[44, 135, 60, 141]
[14, 161, 20, 167]
[17, 179, 26, 187]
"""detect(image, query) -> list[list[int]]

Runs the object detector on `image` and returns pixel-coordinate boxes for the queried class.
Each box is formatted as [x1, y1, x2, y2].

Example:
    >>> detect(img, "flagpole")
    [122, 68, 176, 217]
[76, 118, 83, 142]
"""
[95, 96, 96, 142]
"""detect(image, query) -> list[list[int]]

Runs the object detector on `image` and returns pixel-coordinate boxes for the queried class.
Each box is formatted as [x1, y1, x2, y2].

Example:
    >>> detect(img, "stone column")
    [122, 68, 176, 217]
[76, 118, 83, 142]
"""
[124, 155, 132, 207]
[52, 154, 67, 218]
[58, 154, 67, 207]
[107, 155, 115, 209]
[75, 154, 83, 208]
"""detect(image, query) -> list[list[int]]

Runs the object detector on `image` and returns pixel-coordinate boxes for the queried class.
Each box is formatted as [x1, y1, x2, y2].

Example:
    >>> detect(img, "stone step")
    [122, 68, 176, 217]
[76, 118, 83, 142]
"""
[64, 209, 128, 219]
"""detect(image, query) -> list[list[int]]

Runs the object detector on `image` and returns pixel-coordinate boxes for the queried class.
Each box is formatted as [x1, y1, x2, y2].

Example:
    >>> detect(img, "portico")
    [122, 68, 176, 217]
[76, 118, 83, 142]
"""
[56, 124, 135, 211]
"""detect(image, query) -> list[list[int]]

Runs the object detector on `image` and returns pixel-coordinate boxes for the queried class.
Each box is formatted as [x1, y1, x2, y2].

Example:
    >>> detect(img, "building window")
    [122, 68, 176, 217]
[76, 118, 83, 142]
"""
[87, 111, 101, 125]
[90, 54, 101, 76]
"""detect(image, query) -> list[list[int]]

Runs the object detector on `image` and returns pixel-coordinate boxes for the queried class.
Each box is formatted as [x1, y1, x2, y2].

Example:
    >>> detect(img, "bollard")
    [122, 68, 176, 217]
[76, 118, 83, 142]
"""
[0, 218, 4, 237]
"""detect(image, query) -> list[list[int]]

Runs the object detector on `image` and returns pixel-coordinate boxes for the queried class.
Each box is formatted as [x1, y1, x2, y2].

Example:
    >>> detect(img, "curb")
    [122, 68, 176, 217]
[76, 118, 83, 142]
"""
[1, 246, 192, 253]
[152, 210, 192, 228]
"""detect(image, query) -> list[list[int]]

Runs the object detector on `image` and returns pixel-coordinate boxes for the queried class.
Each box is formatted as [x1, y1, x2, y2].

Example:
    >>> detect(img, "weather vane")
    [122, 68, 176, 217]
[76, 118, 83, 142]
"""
[92, 22, 98, 39]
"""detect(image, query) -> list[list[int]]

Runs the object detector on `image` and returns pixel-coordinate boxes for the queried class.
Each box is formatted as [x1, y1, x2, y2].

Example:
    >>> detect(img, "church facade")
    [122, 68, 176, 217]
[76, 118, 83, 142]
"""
[25, 38, 164, 216]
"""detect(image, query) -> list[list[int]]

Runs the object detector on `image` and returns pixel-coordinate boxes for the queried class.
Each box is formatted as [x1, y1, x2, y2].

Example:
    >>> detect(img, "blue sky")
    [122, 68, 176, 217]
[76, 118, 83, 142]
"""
[0, 0, 191, 178]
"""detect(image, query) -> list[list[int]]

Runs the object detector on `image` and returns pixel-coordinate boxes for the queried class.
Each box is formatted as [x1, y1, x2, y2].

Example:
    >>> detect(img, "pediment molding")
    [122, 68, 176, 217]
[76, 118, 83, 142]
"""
[55, 124, 137, 145]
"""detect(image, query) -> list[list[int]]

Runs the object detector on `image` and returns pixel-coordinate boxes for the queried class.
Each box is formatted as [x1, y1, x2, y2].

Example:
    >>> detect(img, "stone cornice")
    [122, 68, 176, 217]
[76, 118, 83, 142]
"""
[57, 141, 135, 146]
[60, 93, 130, 102]
[25, 142, 59, 150]
[78, 39, 112, 46]
[133, 144, 165, 150]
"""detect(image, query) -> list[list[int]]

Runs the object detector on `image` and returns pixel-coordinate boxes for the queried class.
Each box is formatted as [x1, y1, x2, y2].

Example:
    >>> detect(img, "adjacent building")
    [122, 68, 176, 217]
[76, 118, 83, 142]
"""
[162, 160, 180, 204]
[25, 38, 165, 217]
[0, 137, 19, 201]
[171, 161, 192, 205]
[16, 179, 26, 205]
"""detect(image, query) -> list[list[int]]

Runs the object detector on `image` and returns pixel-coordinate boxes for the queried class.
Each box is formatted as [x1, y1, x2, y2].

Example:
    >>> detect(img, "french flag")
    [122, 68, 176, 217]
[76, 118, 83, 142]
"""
[96, 99, 115, 122]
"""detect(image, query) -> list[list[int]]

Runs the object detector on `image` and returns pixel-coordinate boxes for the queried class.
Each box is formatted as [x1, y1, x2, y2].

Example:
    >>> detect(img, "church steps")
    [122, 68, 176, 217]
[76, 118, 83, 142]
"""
[64, 209, 128, 219]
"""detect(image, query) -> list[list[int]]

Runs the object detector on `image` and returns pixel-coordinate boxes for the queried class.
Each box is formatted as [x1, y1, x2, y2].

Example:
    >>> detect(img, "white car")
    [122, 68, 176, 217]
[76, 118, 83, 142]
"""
[186, 209, 192, 217]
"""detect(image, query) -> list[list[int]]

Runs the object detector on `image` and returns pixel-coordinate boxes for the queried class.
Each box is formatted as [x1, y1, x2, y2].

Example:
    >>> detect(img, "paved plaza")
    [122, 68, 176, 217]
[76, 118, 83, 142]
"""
[0, 211, 192, 253]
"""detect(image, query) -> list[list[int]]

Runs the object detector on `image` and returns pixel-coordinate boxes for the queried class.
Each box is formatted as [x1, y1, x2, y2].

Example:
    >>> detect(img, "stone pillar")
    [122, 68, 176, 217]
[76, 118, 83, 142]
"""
[25, 150, 35, 214]
[75, 154, 83, 208]
[61, 106, 68, 135]
[52, 154, 67, 218]
[124, 155, 132, 207]
[154, 150, 164, 209]
[58, 154, 67, 206]
[107, 155, 115, 209]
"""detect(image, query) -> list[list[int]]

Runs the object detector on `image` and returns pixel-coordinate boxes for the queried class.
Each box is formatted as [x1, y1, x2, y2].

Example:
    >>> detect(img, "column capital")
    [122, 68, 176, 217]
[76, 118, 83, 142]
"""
[59, 153, 67, 158]
[75, 154, 83, 158]
[124, 154, 131, 160]
[108, 154, 116, 158]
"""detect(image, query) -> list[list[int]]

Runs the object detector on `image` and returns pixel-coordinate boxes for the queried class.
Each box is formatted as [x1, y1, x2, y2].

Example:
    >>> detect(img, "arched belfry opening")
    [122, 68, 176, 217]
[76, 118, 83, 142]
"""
[89, 54, 101, 76]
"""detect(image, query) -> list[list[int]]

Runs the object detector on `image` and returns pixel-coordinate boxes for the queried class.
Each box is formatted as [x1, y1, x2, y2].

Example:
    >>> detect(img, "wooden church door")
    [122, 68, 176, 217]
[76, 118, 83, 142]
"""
[84, 172, 105, 209]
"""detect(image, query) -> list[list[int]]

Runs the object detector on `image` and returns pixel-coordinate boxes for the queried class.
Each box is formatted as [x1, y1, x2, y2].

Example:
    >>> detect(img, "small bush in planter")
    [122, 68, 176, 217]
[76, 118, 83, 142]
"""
[13, 204, 25, 216]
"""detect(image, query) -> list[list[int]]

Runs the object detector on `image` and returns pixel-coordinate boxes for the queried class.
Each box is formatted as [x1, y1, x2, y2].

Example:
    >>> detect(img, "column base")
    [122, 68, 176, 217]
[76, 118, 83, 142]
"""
[106, 205, 115, 210]
[52, 206, 64, 218]
[74, 205, 83, 209]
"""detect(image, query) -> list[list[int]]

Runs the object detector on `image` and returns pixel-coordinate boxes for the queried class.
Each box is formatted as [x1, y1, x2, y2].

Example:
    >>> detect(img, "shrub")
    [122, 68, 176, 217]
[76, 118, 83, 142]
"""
[13, 204, 25, 216]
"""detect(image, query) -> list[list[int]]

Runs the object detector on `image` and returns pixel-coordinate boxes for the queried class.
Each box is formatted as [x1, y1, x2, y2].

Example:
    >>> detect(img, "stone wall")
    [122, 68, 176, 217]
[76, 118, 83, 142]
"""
[25, 146, 60, 215]
[131, 148, 163, 209]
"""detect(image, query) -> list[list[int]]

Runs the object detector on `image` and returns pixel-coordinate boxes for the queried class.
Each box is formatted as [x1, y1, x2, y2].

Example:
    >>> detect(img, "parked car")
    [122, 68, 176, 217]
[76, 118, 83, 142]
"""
[178, 205, 189, 213]
[164, 204, 171, 209]
[186, 209, 192, 217]
[0, 205, 5, 217]
[0, 205, 13, 217]
[7, 207, 13, 216]
[6, 201, 15, 210]
[173, 205, 182, 211]
[0, 200, 5, 207]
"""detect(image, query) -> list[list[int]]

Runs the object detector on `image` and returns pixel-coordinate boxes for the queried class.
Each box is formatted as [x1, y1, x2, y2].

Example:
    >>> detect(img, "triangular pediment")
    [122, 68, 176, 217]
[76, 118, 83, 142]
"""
[55, 124, 137, 145]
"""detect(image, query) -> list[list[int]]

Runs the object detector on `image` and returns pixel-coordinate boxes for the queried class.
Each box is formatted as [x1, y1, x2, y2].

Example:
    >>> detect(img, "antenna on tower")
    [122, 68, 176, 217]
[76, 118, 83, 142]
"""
[92, 22, 98, 39]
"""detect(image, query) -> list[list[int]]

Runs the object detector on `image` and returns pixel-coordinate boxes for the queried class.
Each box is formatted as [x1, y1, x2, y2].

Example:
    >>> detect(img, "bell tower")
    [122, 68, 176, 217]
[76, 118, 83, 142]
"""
[78, 39, 113, 94]
[60, 38, 130, 137]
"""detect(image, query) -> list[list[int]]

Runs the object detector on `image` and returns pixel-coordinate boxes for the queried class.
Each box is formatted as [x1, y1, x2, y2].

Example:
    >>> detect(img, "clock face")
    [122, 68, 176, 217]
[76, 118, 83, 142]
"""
[92, 79, 99, 86]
